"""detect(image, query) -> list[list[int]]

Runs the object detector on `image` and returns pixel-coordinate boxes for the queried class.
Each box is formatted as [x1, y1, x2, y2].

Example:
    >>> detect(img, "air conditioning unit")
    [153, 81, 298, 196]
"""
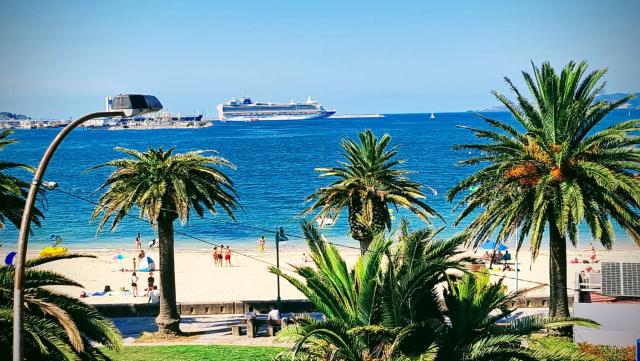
[601, 262, 640, 297]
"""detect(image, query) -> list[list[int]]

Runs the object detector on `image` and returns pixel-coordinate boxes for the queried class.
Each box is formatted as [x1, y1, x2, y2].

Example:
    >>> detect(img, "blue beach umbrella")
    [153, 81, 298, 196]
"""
[480, 241, 508, 251]
[4, 251, 17, 266]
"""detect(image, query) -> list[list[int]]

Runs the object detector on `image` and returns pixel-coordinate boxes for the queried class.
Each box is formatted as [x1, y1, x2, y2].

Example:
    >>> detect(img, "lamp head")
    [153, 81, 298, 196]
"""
[110, 94, 163, 117]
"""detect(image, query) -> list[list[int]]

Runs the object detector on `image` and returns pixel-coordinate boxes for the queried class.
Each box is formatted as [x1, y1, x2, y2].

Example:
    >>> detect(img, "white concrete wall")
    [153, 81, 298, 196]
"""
[574, 303, 640, 346]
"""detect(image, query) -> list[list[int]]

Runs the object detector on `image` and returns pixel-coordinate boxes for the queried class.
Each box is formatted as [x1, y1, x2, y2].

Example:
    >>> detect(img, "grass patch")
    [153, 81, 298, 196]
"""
[103, 345, 285, 361]
[133, 331, 201, 344]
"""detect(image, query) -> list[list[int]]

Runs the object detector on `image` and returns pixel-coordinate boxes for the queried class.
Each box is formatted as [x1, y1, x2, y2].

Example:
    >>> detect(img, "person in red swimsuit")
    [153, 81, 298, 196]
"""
[224, 246, 232, 267]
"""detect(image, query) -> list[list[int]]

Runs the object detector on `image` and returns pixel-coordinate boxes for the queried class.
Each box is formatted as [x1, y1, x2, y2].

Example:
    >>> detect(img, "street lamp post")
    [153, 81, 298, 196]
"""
[12, 95, 162, 361]
[274, 227, 288, 310]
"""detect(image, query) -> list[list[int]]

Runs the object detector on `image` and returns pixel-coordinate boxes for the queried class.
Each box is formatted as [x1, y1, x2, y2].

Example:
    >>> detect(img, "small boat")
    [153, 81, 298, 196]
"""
[315, 216, 335, 228]
[430, 113, 435, 120]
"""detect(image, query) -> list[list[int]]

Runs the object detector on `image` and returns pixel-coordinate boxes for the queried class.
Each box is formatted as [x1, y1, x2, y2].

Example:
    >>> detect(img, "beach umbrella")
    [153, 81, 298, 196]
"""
[4, 251, 16, 266]
[480, 241, 508, 251]
[113, 254, 125, 271]
[138, 256, 156, 272]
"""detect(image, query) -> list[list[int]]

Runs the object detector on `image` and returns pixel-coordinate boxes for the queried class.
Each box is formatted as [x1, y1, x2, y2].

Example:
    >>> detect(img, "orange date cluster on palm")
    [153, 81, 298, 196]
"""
[504, 162, 540, 186]
[550, 166, 564, 181]
[505, 163, 566, 185]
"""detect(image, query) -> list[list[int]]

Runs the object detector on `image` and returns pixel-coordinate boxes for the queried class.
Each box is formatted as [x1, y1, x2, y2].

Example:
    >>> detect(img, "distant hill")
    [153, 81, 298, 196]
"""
[474, 92, 639, 112]
[0, 112, 31, 120]
[594, 92, 640, 108]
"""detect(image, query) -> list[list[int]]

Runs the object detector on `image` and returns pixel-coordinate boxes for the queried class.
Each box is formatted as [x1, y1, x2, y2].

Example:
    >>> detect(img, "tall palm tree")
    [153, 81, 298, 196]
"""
[90, 147, 239, 335]
[0, 254, 122, 360]
[305, 129, 441, 254]
[0, 128, 43, 230]
[447, 61, 640, 327]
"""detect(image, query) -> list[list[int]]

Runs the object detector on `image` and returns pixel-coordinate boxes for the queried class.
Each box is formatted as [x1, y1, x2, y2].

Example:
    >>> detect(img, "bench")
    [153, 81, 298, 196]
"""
[231, 318, 284, 338]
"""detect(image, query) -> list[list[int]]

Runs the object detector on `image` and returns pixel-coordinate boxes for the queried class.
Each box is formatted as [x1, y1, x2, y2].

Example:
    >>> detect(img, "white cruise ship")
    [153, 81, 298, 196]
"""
[216, 97, 335, 121]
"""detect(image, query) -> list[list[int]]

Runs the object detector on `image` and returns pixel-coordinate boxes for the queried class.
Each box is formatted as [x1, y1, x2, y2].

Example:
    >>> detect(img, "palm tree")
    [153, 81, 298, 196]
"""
[273, 222, 596, 360]
[90, 147, 239, 335]
[305, 129, 441, 254]
[447, 61, 640, 327]
[271, 220, 469, 360]
[0, 128, 43, 230]
[0, 254, 122, 360]
[435, 273, 597, 361]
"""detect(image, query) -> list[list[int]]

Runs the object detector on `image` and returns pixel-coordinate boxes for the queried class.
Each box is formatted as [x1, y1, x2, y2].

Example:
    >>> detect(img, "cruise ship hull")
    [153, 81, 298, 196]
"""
[216, 98, 335, 122]
[219, 110, 336, 122]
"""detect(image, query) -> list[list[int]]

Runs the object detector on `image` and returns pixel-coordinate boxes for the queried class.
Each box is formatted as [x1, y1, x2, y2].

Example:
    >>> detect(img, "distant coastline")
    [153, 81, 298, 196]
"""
[329, 113, 384, 119]
[472, 92, 640, 112]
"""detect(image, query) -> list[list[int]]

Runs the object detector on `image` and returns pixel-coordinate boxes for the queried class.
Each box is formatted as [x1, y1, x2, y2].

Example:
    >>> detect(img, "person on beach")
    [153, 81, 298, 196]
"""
[258, 235, 266, 256]
[302, 253, 309, 264]
[212, 247, 219, 266]
[135, 232, 142, 252]
[148, 238, 157, 249]
[494, 251, 503, 263]
[218, 245, 225, 266]
[503, 250, 511, 263]
[148, 285, 160, 304]
[138, 249, 145, 260]
[132, 257, 137, 272]
[146, 272, 155, 296]
[481, 251, 491, 262]
[589, 243, 598, 263]
[224, 246, 232, 267]
[131, 272, 139, 297]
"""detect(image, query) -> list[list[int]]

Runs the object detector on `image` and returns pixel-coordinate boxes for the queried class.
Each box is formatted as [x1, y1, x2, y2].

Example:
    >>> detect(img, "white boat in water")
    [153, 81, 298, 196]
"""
[315, 216, 335, 228]
[216, 97, 335, 121]
[430, 113, 436, 119]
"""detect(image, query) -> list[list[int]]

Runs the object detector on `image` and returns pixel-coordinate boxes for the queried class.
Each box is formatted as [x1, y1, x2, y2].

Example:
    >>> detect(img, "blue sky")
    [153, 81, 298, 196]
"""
[1, 0, 638, 118]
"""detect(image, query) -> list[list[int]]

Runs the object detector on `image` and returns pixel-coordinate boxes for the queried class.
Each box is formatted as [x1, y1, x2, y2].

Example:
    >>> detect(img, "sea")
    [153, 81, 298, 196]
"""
[1, 110, 639, 252]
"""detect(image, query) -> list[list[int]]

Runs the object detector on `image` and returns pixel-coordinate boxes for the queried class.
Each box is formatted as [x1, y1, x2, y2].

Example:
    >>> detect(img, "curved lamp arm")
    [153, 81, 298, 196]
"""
[12, 110, 124, 361]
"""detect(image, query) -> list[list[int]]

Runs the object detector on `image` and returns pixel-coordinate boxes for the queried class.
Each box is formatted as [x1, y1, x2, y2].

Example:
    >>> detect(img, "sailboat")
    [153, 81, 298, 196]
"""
[430, 112, 435, 120]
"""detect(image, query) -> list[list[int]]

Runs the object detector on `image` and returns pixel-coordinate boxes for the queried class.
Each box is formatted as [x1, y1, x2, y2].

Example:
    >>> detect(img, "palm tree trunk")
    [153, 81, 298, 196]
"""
[548, 218, 571, 336]
[349, 197, 371, 255]
[155, 212, 181, 335]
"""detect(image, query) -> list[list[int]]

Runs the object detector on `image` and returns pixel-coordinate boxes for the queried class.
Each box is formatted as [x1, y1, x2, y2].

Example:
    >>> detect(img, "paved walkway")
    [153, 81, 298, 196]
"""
[111, 314, 292, 346]
[111, 309, 548, 347]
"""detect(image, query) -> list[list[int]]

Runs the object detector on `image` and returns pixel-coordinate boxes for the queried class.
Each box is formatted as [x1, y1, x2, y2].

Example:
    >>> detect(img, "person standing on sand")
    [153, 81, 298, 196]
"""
[135, 232, 142, 252]
[224, 246, 232, 267]
[132, 257, 137, 272]
[258, 235, 266, 256]
[212, 247, 219, 266]
[218, 245, 225, 266]
[131, 272, 139, 297]
[145, 272, 154, 296]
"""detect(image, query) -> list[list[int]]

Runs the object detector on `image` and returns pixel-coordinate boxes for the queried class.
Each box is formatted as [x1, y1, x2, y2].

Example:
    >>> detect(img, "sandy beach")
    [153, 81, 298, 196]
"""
[11, 243, 640, 305]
